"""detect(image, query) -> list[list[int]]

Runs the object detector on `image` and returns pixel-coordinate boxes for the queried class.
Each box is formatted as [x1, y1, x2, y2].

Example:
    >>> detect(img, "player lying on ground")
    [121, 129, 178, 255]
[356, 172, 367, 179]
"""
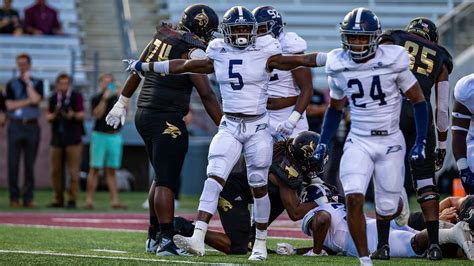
[276, 183, 474, 260]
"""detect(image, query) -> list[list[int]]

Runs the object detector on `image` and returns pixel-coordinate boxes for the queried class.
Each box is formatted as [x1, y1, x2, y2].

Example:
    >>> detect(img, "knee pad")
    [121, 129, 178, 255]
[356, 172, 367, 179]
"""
[206, 156, 232, 181]
[253, 193, 270, 224]
[416, 185, 440, 204]
[247, 166, 269, 188]
[375, 193, 399, 217]
[198, 178, 223, 215]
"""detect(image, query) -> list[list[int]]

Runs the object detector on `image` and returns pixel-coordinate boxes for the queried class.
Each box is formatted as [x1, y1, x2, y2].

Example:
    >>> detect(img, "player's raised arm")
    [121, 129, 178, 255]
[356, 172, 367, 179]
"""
[266, 52, 327, 72]
[125, 57, 215, 75]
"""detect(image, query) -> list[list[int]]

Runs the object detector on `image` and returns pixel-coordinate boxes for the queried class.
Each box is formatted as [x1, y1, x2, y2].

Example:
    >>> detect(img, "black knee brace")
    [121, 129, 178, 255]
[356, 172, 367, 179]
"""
[416, 185, 440, 204]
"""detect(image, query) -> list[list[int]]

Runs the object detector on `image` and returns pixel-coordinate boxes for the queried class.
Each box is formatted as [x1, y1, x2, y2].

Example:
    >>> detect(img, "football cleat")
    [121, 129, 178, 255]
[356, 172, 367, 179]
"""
[427, 244, 442, 260]
[156, 235, 192, 256]
[248, 239, 267, 261]
[145, 238, 159, 253]
[173, 234, 205, 256]
[370, 244, 390, 260]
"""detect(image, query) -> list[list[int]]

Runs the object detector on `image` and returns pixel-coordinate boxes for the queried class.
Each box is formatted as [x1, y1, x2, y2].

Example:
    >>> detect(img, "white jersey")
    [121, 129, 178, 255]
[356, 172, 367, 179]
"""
[206, 35, 282, 115]
[268, 32, 307, 98]
[326, 45, 418, 136]
[454, 73, 474, 140]
[301, 202, 418, 258]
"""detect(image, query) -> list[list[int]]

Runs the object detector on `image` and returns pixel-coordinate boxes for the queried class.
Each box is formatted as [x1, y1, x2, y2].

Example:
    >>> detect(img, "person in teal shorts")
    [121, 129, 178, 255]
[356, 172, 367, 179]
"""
[84, 73, 126, 209]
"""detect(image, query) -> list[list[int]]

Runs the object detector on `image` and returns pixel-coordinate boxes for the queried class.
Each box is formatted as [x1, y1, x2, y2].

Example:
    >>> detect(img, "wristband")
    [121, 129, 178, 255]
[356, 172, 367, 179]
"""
[457, 158, 468, 171]
[316, 52, 327, 67]
[117, 95, 130, 106]
[437, 141, 447, 149]
[151, 61, 170, 74]
[288, 111, 301, 125]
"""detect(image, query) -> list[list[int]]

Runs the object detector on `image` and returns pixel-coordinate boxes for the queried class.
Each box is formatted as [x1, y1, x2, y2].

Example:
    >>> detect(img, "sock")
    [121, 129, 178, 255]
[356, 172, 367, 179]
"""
[359, 256, 372, 265]
[193, 220, 208, 243]
[376, 219, 390, 248]
[255, 229, 268, 241]
[426, 220, 439, 245]
[148, 216, 159, 239]
[160, 223, 174, 238]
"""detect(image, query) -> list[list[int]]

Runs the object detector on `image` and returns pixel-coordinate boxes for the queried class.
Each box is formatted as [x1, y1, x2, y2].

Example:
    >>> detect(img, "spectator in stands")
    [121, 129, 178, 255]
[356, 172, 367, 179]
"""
[0, 0, 23, 35]
[24, 0, 63, 35]
[5, 53, 43, 208]
[46, 73, 84, 209]
[305, 88, 328, 133]
[0, 90, 6, 126]
[84, 73, 126, 209]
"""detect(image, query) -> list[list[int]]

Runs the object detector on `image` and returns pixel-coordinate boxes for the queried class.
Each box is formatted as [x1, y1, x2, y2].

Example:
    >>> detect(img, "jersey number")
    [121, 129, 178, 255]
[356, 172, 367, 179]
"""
[229, 60, 244, 90]
[349, 76, 387, 108]
[404, 41, 437, 76]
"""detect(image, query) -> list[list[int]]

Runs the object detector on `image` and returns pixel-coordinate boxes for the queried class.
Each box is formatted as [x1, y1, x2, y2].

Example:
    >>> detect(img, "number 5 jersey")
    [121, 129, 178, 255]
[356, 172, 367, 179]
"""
[206, 34, 282, 115]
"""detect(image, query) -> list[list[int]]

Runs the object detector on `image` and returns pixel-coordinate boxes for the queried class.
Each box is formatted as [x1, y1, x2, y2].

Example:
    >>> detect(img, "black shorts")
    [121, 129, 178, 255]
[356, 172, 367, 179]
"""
[400, 99, 436, 192]
[135, 108, 188, 193]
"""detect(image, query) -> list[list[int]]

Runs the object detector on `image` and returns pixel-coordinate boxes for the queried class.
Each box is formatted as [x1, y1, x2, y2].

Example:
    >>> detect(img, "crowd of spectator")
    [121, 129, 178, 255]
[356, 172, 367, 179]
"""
[0, 0, 62, 36]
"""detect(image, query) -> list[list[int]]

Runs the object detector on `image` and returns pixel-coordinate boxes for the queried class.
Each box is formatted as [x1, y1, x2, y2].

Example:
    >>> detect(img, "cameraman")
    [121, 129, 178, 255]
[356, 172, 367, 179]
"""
[47, 73, 84, 208]
[84, 73, 126, 209]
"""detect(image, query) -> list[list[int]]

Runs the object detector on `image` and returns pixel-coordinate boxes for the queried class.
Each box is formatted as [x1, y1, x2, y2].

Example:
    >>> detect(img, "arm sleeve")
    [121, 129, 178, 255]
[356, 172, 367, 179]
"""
[328, 76, 345, 100]
[436, 81, 450, 132]
[396, 69, 418, 93]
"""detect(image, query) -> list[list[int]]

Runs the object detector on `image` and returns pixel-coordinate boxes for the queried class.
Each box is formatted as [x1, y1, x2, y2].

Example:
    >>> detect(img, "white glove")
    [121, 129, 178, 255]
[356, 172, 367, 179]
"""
[276, 119, 297, 136]
[303, 249, 328, 256]
[276, 243, 296, 255]
[276, 111, 301, 136]
[123, 59, 144, 78]
[105, 95, 129, 129]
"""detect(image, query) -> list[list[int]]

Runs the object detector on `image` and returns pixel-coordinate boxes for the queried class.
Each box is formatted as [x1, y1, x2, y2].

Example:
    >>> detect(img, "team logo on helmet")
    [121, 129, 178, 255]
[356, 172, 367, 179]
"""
[195, 9, 209, 28]
[301, 141, 316, 159]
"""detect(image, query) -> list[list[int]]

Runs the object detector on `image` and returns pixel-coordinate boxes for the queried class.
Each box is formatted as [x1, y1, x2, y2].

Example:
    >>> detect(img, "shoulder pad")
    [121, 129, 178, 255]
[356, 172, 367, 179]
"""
[454, 74, 474, 110]
[255, 35, 282, 55]
[378, 45, 410, 72]
[438, 45, 453, 74]
[182, 32, 207, 50]
[205, 38, 225, 59]
[325, 48, 348, 75]
[279, 32, 307, 54]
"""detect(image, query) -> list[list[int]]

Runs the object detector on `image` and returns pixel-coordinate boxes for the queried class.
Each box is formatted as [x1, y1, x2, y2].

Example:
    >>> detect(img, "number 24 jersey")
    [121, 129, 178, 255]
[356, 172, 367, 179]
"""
[206, 35, 282, 115]
[326, 45, 418, 136]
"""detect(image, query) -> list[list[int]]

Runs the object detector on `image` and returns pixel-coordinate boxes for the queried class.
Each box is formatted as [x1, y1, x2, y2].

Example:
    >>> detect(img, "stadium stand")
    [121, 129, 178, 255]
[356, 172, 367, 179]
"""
[0, 0, 85, 88]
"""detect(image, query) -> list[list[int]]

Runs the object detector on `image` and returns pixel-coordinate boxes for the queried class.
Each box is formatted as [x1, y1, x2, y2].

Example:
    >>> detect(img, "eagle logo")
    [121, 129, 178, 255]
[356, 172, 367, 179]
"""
[162, 121, 181, 139]
[218, 197, 233, 212]
[285, 165, 299, 179]
[194, 9, 209, 28]
[301, 141, 316, 158]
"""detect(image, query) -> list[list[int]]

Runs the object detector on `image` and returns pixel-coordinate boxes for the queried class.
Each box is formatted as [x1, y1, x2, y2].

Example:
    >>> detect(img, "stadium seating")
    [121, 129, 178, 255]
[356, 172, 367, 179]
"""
[162, 0, 463, 87]
[0, 0, 85, 87]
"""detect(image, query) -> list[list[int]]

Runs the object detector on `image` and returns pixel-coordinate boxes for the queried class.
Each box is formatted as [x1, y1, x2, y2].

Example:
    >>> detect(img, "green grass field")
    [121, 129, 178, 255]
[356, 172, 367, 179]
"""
[1, 189, 471, 265]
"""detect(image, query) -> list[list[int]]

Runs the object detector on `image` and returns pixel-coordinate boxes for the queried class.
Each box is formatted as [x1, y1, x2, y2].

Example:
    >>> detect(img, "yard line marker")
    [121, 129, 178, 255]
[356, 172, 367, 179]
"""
[0, 250, 240, 265]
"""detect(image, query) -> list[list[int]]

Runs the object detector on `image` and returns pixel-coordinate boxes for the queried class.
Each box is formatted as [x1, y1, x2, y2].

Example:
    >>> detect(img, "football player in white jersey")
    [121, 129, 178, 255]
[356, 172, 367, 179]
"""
[124, 6, 327, 261]
[296, 184, 474, 260]
[452, 74, 474, 194]
[252, 6, 313, 137]
[312, 8, 429, 265]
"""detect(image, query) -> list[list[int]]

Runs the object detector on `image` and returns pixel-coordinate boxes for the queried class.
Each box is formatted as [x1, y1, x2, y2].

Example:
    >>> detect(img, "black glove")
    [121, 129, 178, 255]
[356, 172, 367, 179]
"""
[434, 148, 446, 172]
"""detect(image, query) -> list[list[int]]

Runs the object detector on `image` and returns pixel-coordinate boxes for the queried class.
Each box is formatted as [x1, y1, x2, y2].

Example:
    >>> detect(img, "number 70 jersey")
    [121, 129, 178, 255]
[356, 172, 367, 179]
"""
[326, 45, 418, 136]
[206, 35, 282, 115]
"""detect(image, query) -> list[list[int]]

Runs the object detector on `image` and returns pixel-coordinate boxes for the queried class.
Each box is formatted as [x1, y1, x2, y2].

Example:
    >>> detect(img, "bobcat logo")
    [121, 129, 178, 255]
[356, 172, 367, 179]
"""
[162, 121, 181, 139]
[301, 141, 316, 158]
[285, 165, 299, 179]
[195, 9, 209, 28]
[218, 196, 233, 212]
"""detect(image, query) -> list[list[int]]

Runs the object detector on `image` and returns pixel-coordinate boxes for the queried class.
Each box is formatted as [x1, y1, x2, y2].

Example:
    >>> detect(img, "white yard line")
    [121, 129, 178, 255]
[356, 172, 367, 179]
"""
[0, 250, 241, 265]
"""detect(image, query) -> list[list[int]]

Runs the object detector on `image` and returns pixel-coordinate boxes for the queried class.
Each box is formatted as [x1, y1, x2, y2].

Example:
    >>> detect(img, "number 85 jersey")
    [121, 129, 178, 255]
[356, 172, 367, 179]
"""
[326, 45, 418, 136]
[206, 35, 282, 115]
